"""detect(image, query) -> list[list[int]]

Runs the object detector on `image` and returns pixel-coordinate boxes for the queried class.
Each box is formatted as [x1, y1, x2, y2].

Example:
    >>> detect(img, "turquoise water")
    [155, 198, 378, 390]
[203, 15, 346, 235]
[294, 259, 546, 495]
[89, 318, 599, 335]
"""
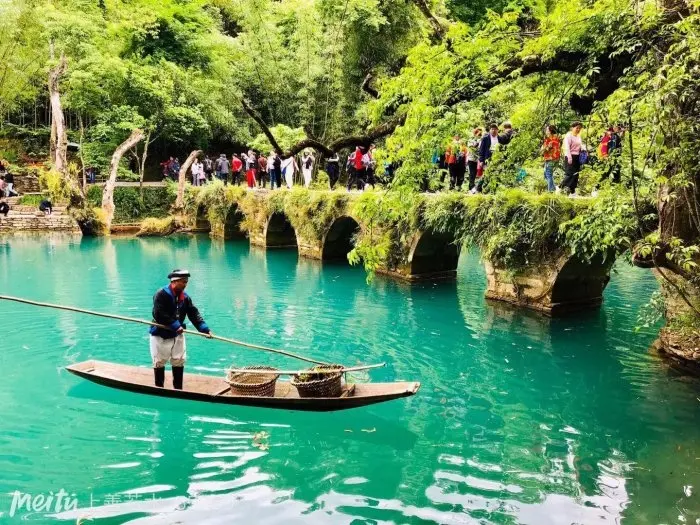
[1, 234, 700, 524]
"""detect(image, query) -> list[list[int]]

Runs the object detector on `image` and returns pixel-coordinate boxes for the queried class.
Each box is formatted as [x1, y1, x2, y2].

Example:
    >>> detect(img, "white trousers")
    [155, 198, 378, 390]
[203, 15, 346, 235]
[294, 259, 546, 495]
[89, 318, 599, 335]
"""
[302, 168, 312, 188]
[284, 168, 294, 189]
[150, 334, 186, 367]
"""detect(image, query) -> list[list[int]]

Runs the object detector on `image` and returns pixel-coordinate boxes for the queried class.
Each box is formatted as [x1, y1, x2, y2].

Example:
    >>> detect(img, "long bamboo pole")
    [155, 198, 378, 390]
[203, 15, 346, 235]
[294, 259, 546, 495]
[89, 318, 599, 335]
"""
[0, 295, 383, 369]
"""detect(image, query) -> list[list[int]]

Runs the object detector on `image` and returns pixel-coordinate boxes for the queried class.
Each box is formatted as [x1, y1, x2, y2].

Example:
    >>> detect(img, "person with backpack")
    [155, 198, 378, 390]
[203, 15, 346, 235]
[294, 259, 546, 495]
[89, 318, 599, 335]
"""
[160, 157, 173, 180]
[364, 145, 377, 190]
[203, 156, 214, 182]
[466, 128, 481, 191]
[169, 158, 181, 181]
[560, 121, 584, 195]
[270, 152, 282, 189]
[471, 123, 500, 194]
[541, 124, 561, 192]
[608, 124, 624, 183]
[301, 150, 315, 188]
[326, 152, 340, 189]
[215, 154, 229, 184]
[347, 146, 366, 191]
[242, 150, 257, 188]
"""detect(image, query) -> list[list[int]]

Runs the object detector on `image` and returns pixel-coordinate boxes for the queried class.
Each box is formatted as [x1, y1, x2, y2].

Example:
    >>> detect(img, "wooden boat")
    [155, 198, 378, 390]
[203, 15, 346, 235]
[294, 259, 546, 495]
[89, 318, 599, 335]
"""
[65, 360, 421, 412]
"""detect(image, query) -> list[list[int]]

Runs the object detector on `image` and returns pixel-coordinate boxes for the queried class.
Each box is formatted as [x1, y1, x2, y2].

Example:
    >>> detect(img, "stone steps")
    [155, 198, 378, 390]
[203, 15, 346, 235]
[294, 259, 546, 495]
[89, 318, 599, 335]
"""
[0, 196, 77, 232]
[8, 205, 66, 215]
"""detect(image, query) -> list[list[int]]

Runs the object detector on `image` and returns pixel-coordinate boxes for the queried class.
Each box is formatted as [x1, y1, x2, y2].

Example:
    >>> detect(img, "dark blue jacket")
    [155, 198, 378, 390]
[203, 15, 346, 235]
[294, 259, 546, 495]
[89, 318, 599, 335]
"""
[149, 286, 210, 339]
[479, 134, 500, 164]
[608, 133, 622, 154]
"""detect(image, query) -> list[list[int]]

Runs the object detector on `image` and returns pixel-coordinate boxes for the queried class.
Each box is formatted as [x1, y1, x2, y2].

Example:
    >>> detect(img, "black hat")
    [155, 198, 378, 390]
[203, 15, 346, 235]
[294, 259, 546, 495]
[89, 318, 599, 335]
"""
[168, 269, 191, 281]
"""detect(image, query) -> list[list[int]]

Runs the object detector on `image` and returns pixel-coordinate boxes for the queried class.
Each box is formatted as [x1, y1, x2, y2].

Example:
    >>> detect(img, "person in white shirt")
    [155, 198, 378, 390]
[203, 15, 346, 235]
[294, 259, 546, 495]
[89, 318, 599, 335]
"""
[281, 155, 298, 189]
[191, 159, 204, 186]
[301, 150, 315, 188]
[560, 121, 584, 195]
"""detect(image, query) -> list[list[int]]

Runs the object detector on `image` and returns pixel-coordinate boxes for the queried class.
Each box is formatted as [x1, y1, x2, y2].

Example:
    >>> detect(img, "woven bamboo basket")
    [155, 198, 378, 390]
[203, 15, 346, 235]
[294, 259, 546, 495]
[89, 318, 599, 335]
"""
[291, 364, 343, 398]
[226, 366, 280, 397]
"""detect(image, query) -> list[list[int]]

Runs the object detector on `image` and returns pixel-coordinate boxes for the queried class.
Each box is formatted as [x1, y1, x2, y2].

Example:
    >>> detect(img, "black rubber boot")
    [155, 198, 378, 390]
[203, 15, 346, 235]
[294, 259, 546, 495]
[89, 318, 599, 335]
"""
[172, 366, 184, 390]
[154, 367, 165, 387]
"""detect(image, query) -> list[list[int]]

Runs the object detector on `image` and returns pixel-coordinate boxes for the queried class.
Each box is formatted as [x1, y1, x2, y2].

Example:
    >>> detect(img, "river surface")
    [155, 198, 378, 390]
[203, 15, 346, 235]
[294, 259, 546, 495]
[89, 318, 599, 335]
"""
[1, 234, 700, 524]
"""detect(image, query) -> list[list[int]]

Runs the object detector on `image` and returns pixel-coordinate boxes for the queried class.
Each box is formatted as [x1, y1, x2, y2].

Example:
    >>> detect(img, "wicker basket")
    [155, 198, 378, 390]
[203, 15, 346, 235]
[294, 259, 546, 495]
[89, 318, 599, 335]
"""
[226, 366, 280, 397]
[291, 364, 343, 398]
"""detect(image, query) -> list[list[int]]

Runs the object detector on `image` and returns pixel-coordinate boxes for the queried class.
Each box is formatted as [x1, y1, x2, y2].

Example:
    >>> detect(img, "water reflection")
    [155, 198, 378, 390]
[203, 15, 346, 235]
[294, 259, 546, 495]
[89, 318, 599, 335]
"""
[4, 236, 700, 524]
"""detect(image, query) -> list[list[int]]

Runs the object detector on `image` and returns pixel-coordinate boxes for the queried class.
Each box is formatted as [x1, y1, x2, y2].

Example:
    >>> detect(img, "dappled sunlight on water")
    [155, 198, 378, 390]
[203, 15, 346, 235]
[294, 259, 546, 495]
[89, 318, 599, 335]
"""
[1, 234, 700, 524]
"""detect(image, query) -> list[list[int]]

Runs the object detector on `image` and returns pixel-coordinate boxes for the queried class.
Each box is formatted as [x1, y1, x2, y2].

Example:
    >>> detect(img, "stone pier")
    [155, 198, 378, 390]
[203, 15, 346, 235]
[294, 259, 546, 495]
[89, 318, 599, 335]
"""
[484, 252, 615, 315]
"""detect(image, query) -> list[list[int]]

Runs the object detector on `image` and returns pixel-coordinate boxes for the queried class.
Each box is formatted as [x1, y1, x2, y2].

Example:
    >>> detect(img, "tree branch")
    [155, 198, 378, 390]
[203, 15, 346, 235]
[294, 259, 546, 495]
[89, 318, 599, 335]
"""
[102, 129, 145, 232]
[175, 149, 202, 210]
[241, 98, 284, 154]
[361, 73, 379, 99]
[412, 0, 446, 41]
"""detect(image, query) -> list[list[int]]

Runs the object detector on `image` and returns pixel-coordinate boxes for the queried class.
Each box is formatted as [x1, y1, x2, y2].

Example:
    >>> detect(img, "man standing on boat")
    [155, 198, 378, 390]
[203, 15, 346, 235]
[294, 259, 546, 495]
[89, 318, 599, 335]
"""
[150, 270, 212, 390]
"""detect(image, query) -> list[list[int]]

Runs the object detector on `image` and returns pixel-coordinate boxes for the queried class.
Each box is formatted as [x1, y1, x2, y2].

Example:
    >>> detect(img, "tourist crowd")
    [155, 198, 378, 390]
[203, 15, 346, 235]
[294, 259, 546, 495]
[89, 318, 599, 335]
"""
[434, 121, 625, 195]
[159, 144, 386, 192]
[156, 122, 624, 196]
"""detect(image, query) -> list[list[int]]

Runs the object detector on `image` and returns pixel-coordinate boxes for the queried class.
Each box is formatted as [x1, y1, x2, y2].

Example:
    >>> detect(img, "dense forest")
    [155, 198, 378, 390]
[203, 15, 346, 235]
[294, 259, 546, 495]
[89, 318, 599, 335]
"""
[1, 0, 700, 358]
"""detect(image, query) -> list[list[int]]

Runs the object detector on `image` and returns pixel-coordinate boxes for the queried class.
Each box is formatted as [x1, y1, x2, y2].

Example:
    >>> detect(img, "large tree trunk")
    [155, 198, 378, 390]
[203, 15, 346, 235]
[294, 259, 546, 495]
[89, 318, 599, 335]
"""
[139, 131, 151, 198]
[102, 129, 145, 232]
[48, 51, 68, 176]
[49, 117, 57, 163]
[175, 149, 202, 210]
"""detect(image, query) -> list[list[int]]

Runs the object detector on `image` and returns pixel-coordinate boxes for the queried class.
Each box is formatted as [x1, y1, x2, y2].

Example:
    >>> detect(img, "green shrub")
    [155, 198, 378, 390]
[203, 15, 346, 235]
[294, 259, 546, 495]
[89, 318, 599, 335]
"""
[85, 185, 175, 223]
[138, 216, 180, 236]
[72, 207, 107, 236]
[18, 194, 46, 206]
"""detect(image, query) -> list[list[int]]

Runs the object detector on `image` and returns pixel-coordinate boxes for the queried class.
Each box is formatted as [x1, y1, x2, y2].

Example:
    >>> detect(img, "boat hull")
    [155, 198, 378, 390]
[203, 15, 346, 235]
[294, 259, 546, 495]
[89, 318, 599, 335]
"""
[65, 360, 420, 412]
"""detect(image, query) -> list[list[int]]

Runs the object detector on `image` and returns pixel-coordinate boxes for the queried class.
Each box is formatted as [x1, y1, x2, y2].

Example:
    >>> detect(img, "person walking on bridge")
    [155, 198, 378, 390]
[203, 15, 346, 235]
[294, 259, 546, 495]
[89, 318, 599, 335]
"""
[215, 154, 230, 185]
[150, 270, 212, 390]
[231, 154, 243, 185]
[301, 150, 315, 188]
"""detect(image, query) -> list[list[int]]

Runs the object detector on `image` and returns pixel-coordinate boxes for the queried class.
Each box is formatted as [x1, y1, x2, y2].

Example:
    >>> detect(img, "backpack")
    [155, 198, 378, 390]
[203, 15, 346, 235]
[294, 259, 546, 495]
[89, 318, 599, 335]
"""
[579, 149, 589, 165]
[273, 156, 281, 170]
[305, 157, 313, 169]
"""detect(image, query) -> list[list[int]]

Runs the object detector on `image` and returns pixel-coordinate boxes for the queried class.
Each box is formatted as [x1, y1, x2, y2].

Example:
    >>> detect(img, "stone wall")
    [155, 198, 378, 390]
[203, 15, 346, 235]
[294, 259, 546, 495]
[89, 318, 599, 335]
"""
[13, 168, 41, 194]
[0, 214, 80, 233]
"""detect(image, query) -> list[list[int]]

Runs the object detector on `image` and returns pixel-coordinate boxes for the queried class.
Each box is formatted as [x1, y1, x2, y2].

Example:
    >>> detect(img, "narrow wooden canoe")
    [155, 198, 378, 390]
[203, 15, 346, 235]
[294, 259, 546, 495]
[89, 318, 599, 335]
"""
[65, 360, 421, 412]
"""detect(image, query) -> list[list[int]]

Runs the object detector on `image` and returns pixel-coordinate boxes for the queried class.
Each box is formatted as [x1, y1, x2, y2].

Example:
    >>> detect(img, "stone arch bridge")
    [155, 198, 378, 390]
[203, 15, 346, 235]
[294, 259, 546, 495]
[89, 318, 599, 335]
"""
[193, 190, 616, 316]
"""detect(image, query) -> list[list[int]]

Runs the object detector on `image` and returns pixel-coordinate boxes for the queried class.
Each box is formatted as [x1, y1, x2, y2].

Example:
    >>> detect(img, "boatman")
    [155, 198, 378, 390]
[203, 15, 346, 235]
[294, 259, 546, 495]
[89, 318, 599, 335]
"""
[150, 269, 212, 389]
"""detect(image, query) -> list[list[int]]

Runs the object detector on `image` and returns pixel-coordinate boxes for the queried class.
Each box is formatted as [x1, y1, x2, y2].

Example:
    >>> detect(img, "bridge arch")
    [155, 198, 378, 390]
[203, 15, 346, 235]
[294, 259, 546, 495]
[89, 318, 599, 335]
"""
[195, 205, 211, 233]
[265, 211, 298, 248]
[322, 216, 360, 261]
[223, 204, 245, 239]
[408, 229, 461, 280]
[549, 252, 615, 314]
